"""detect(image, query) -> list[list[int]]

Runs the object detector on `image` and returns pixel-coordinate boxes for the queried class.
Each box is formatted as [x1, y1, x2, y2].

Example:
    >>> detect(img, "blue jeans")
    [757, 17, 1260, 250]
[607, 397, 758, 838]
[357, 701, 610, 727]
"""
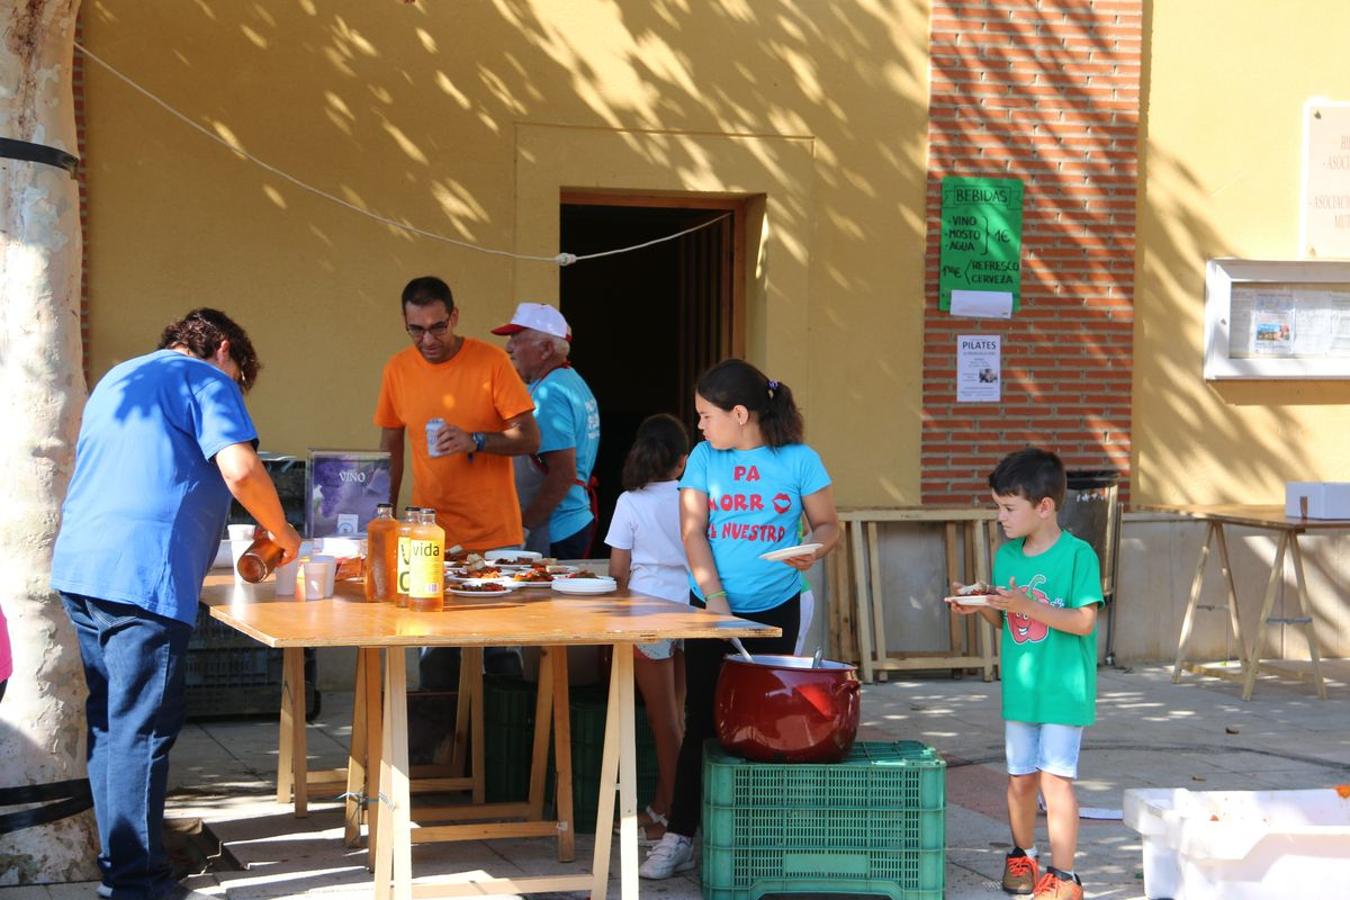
[61, 592, 192, 899]
[550, 520, 595, 561]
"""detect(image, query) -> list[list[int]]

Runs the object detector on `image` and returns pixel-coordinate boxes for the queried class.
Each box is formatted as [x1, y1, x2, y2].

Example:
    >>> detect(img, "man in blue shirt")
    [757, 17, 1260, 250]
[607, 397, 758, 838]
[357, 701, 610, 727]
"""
[493, 303, 601, 559]
[51, 308, 300, 900]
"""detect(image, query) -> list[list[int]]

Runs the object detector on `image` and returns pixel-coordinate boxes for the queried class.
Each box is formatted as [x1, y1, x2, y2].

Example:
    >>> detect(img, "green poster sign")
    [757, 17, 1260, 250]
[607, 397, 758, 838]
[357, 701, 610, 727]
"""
[938, 176, 1024, 311]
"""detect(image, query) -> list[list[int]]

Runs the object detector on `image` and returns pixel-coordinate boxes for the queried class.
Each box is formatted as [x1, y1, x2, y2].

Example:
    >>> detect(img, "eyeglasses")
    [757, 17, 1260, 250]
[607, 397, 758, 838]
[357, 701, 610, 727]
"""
[407, 320, 450, 340]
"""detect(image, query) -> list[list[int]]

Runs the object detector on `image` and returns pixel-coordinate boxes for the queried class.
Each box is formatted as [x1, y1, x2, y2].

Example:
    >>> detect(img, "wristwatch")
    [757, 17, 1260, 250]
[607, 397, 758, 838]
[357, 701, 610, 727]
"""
[471, 432, 487, 453]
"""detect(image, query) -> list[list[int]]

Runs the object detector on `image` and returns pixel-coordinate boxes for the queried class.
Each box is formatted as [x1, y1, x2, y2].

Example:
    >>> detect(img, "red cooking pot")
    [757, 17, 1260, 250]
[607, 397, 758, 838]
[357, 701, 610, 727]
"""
[713, 654, 861, 763]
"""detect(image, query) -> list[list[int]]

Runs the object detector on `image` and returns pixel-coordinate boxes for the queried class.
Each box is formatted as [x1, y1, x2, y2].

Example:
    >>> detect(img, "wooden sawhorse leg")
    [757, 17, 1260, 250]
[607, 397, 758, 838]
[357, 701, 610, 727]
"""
[276, 646, 309, 817]
[373, 648, 412, 900]
[345, 647, 382, 848]
[448, 647, 486, 804]
[1172, 522, 1217, 683]
[1241, 531, 1326, 701]
[849, 520, 875, 683]
[588, 643, 638, 900]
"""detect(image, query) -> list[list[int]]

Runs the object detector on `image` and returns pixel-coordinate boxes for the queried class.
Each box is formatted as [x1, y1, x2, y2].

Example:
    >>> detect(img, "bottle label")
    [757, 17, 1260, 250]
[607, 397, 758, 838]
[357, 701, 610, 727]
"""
[409, 538, 443, 598]
[397, 536, 412, 595]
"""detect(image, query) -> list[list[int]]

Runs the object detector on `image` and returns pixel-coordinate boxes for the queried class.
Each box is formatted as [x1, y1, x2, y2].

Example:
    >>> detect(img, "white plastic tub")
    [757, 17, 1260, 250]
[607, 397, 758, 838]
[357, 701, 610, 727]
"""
[1123, 787, 1350, 899]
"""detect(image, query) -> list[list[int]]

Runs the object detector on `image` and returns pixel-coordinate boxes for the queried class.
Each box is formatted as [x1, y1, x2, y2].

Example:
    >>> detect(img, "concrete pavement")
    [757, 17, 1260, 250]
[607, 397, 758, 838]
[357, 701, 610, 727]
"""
[3, 663, 1346, 898]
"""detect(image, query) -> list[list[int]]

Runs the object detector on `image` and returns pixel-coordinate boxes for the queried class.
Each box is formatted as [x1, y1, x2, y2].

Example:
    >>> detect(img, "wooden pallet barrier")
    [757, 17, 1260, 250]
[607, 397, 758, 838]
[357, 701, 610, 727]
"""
[826, 507, 1000, 684]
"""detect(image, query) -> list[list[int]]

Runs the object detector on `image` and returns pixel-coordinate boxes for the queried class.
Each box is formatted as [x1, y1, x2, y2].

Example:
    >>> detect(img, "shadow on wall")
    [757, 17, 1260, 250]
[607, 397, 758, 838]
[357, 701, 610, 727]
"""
[1131, 2, 1350, 506]
[83, 1, 930, 463]
[923, 1, 1141, 501]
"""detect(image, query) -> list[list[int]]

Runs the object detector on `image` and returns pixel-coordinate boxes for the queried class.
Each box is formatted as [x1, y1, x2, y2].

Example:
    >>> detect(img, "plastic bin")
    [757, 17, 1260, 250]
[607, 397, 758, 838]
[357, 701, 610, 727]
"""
[1062, 469, 1122, 663]
[482, 675, 658, 832]
[186, 605, 319, 721]
[1123, 787, 1350, 899]
[701, 740, 946, 900]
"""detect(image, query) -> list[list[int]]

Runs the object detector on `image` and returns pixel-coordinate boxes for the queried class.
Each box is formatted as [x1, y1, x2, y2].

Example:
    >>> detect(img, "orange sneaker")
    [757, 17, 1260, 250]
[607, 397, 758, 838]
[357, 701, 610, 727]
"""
[1001, 850, 1038, 894]
[1033, 868, 1083, 900]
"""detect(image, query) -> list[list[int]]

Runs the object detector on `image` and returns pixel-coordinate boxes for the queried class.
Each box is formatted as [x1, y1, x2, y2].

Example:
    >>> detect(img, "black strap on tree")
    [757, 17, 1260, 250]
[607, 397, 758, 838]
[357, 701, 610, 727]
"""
[0, 137, 80, 177]
[0, 778, 94, 834]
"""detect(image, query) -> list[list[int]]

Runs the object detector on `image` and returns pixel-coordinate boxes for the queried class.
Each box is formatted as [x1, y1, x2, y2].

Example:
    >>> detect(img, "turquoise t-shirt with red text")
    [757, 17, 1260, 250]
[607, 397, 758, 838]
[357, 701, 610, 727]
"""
[679, 441, 830, 613]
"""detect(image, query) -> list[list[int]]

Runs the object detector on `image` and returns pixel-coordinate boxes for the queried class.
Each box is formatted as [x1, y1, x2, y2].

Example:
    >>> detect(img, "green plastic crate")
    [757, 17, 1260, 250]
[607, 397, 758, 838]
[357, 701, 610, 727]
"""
[701, 740, 946, 900]
[483, 676, 658, 832]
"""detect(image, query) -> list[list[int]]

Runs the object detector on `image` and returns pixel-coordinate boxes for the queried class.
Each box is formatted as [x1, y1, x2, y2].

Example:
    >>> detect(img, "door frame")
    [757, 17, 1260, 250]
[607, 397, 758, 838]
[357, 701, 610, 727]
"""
[559, 190, 748, 360]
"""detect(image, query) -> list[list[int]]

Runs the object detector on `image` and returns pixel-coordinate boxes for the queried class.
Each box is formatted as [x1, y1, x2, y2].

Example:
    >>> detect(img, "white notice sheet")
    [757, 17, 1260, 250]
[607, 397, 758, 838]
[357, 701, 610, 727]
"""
[957, 334, 1001, 403]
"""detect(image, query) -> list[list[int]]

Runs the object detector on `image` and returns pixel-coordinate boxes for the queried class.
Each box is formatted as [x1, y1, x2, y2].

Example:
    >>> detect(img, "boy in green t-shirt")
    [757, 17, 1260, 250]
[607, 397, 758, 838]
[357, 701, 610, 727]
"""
[949, 448, 1103, 900]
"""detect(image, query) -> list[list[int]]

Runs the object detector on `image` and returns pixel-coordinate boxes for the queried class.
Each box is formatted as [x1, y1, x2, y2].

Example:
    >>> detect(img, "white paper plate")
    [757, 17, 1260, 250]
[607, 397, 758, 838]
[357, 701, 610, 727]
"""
[506, 576, 557, 588]
[944, 594, 994, 607]
[448, 581, 517, 597]
[551, 577, 618, 595]
[758, 543, 823, 562]
[485, 549, 543, 563]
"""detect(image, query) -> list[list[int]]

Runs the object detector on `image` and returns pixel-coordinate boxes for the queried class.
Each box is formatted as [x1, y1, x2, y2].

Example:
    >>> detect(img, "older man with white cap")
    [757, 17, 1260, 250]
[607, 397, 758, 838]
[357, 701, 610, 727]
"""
[492, 302, 601, 559]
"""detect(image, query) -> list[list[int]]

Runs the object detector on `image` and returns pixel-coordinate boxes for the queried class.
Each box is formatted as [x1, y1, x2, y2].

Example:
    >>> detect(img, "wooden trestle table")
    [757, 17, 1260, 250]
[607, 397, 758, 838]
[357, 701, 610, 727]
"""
[1146, 504, 1350, 700]
[200, 574, 778, 899]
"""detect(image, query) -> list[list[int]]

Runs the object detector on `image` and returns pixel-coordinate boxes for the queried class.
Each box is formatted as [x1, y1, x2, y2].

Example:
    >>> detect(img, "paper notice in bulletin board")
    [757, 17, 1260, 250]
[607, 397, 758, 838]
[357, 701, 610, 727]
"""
[1230, 285, 1350, 359]
[957, 334, 1001, 403]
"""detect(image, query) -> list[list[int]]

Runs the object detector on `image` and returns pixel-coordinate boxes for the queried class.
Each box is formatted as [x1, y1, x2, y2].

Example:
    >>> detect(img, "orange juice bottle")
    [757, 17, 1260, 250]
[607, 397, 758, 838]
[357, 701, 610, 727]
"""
[407, 508, 445, 612]
[364, 503, 398, 602]
[395, 507, 420, 608]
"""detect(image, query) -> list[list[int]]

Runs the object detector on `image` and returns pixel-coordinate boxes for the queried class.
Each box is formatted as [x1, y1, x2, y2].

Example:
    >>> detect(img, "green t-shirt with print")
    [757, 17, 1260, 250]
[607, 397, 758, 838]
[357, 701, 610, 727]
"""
[994, 530, 1103, 726]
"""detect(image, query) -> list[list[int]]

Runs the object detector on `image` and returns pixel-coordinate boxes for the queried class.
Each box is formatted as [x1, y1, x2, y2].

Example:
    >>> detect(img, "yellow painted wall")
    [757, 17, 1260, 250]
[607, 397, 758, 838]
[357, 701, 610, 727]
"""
[1135, 1, 1350, 504]
[82, 0, 932, 507]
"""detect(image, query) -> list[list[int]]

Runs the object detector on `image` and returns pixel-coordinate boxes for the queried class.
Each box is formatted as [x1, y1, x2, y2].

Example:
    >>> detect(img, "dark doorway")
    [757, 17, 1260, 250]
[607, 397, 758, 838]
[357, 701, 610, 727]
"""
[560, 198, 742, 550]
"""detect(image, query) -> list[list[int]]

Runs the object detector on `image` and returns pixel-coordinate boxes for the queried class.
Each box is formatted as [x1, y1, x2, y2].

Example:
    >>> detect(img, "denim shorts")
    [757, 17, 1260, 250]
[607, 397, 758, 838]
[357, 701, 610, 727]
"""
[1005, 720, 1084, 779]
[635, 638, 683, 661]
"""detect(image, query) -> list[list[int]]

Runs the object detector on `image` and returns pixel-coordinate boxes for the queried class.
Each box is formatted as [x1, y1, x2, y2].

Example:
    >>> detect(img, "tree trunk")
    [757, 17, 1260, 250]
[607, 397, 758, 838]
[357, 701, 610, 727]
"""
[0, 0, 99, 883]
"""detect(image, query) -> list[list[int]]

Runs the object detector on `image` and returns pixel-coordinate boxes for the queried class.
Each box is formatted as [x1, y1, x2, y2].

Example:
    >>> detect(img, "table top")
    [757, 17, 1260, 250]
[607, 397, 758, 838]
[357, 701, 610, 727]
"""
[838, 506, 996, 522]
[200, 574, 780, 649]
[1138, 504, 1350, 531]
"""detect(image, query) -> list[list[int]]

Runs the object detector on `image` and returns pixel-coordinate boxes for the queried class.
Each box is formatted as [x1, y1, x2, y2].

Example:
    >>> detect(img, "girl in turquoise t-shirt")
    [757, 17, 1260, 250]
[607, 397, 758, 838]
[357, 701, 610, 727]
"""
[640, 359, 840, 880]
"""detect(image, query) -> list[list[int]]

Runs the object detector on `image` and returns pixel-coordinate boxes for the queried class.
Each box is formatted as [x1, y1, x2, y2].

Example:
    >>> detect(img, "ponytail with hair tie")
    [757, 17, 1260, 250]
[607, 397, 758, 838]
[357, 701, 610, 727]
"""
[695, 359, 803, 447]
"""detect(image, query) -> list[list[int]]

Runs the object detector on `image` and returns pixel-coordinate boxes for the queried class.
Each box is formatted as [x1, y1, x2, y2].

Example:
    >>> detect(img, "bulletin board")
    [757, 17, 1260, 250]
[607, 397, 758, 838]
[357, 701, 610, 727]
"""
[1204, 258, 1350, 380]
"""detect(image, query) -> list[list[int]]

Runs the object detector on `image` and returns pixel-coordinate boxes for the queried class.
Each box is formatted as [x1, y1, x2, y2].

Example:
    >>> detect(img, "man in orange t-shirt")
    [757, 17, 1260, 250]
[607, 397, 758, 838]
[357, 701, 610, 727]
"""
[374, 276, 540, 551]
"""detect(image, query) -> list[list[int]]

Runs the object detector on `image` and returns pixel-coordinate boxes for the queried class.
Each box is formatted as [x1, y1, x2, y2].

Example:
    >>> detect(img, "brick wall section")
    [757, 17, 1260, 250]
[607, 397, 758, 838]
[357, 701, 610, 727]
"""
[922, 0, 1141, 504]
[74, 14, 90, 386]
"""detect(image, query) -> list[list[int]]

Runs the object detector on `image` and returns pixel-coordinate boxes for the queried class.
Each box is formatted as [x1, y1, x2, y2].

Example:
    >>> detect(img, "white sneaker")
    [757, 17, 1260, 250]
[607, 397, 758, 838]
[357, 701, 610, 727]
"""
[638, 831, 695, 879]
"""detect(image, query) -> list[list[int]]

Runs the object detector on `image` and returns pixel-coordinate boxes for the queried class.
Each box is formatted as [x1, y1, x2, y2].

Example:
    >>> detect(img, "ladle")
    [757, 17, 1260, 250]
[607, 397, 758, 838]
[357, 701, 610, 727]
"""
[729, 637, 754, 662]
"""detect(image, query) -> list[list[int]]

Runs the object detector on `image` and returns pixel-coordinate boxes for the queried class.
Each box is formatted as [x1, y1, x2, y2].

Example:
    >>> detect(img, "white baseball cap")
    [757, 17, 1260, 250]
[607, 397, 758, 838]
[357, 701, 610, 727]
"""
[490, 302, 572, 341]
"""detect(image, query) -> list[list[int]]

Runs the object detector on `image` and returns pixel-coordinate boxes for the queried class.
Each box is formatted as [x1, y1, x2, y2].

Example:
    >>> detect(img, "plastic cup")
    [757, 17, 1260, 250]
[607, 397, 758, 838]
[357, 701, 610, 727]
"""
[227, 523, 258, 543]
[303, 555, 337, 599]
[274, 557, 301, 597]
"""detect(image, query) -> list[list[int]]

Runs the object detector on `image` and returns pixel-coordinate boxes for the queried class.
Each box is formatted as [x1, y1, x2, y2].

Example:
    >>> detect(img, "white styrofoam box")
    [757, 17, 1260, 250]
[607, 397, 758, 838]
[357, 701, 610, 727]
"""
[1123, 788, 1350, 899]
[1285, 481, 1350, 519]
[314, 536, 365, 559]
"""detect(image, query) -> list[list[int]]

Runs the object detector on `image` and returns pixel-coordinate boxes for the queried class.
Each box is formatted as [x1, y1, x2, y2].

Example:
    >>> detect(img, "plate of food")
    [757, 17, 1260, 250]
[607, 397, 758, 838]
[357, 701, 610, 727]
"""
[944, 582, 1001, 606]
[758, 543, 823, 562]
[447, 565, 501, 579]
[448, 580, 517, 597]
[551, 576, 618, 595]
[509, 567, 557, 587]
[550, 566, 603, 579]
[485, 549, 543, 563]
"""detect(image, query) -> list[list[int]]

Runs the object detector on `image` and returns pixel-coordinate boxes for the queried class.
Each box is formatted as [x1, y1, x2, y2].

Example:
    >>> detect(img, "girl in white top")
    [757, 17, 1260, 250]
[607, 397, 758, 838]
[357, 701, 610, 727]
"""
[604, 413, 690, 841]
